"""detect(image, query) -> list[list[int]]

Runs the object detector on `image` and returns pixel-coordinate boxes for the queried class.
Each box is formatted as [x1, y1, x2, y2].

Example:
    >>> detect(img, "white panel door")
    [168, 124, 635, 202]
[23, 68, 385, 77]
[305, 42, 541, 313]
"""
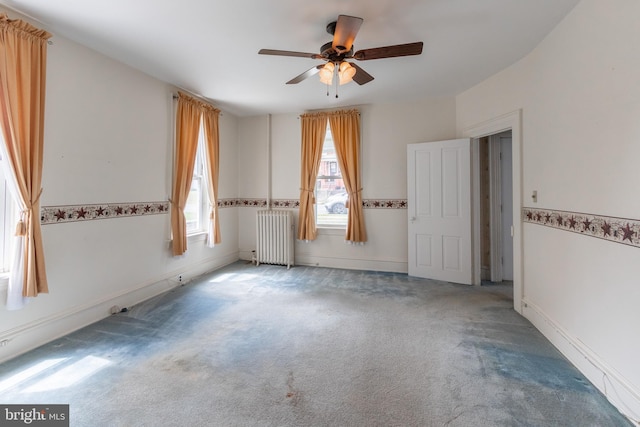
[407, 139, 472, 284]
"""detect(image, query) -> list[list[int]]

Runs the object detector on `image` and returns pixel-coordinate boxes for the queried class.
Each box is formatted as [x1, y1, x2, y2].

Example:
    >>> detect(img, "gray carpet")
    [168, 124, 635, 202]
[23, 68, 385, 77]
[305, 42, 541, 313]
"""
[0, 262, 631, 426]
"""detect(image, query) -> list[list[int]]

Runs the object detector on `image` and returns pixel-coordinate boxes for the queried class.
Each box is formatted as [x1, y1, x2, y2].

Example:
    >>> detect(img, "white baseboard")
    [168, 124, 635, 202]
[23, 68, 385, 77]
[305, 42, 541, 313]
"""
[239, 250, 408, 273]
[522, 299, 640, 425]
[0, 252, 239, 364]
[295, 254, 408, 273]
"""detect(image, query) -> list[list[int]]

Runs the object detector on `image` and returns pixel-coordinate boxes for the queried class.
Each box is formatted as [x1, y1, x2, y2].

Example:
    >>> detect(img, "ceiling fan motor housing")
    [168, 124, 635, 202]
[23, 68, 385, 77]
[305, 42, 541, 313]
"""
[320, 41, 352, 61]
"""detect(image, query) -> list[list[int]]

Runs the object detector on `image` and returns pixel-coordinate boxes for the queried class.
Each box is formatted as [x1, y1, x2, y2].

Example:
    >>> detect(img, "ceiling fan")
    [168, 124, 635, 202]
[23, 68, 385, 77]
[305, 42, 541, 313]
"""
[258, 15, 423, 89]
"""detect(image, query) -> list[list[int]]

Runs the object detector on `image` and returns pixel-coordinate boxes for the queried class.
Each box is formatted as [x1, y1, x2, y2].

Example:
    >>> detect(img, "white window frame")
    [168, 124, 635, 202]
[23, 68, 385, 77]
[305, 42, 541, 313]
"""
[0, 156, 16, 273]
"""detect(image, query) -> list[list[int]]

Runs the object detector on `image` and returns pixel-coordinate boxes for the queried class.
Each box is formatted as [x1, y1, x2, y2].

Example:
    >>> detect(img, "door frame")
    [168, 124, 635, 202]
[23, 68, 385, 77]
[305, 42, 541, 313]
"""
[462, 110, 523, 314]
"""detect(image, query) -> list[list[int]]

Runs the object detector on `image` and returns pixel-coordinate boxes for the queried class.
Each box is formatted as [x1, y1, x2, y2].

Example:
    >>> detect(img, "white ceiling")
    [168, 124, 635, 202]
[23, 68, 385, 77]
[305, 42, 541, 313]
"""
[0, 0, 580, 117]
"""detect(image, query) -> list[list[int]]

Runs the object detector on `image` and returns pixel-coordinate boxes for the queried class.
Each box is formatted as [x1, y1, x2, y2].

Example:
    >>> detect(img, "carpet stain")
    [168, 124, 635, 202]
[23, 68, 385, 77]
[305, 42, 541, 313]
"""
[286, 371, 303, 407]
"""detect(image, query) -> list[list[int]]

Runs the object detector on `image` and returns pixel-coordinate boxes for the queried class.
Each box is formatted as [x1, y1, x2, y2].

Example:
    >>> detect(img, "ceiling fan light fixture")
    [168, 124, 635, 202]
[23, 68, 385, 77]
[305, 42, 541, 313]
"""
[338, 61, 356, 85]
[318, 62, 335, 85]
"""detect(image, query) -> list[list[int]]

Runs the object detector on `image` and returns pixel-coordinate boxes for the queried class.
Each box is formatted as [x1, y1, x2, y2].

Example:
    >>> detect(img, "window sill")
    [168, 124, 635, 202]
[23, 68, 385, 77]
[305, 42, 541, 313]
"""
[316, 227, 346, 236]
[187, 231, 208, 242]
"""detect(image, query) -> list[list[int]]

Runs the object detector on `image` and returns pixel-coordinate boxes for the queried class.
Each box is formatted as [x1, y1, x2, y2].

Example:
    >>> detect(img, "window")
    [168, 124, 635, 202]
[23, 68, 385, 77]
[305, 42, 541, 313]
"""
[329, 161, 337, 176]
[184, 125, 209, 235]
[316, 126, 347, 227]
[0, 155, 16, 273]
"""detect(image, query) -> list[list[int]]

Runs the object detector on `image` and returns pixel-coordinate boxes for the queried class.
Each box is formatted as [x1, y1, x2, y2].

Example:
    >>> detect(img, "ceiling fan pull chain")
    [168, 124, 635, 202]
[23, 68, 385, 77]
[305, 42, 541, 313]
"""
[335, 63, 339, 98]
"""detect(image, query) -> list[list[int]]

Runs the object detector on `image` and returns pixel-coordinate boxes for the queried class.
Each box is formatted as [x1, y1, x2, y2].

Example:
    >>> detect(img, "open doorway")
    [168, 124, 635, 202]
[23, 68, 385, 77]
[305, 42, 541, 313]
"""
[464, 110, 522, 313]
[479, 131, 513, 284]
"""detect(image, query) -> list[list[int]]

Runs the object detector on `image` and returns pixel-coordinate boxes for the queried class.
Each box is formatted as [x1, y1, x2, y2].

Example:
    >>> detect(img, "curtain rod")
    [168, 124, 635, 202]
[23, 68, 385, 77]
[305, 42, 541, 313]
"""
[297, 111, 361, 119]
[172, 91, 211, 104]
[298, 105, 363, 118]
[0, 5, 54, 44]
[172, 92, 222, 115]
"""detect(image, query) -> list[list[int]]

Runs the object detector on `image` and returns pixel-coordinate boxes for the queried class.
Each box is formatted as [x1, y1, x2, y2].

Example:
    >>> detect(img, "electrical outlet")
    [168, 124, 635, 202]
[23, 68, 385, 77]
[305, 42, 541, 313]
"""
[0, 339, 9, 347]
[178, 275, 183, 283]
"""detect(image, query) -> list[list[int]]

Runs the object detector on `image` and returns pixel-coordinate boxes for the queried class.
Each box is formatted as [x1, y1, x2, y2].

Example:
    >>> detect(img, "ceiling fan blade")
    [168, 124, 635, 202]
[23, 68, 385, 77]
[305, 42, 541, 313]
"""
[351, 63, 374, 85]
[259, 49, 322, 59]
[353, 42, 423, 61]
[286, 65, 323, 84]
[332, 15, 363, 54]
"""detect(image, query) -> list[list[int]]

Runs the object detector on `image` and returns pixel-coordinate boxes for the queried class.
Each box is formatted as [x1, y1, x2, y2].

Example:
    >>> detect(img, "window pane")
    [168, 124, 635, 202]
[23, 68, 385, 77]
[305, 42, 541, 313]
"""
[185, 123, 209, 235]
[185, 177, 202, 233]
[0, 160, 15, 272]
[316, 128, 347, 227]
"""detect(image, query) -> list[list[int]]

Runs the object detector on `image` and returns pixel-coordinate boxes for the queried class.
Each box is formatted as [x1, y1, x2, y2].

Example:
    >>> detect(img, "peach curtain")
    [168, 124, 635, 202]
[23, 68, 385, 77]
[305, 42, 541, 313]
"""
[328, 110, 367, 243]
[171, 92, 202, 255]
[297, 113, 327, 241]
[202, 104, 221, 246]
[0, 14, 51, 302]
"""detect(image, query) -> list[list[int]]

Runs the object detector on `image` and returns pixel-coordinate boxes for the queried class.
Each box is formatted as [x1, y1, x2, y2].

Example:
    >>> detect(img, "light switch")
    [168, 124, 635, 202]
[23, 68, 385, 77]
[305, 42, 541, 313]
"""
[532, 190, 538, 203]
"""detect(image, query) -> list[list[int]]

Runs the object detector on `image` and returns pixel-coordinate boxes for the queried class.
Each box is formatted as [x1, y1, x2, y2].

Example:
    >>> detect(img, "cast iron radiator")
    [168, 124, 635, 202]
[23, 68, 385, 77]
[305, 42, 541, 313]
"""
[256, 210, 294, 269]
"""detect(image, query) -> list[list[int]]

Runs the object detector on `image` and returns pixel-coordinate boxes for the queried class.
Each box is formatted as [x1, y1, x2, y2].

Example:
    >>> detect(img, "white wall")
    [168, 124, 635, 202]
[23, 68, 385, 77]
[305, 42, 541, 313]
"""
[237, 98, 457, 272]
[456, 0, 640, 421]
[0, 16, 240, 362]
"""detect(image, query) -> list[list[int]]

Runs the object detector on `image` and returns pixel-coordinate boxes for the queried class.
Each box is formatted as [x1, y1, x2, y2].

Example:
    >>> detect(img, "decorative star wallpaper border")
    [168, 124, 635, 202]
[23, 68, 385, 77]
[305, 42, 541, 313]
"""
[363, 199, 407, 209]
[523, 207, 640, 248]
[41, 202, 169, 225]
[40, 198, 408, 225]
[41, 203, 640, 250]
[217, 198, 408, 209]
